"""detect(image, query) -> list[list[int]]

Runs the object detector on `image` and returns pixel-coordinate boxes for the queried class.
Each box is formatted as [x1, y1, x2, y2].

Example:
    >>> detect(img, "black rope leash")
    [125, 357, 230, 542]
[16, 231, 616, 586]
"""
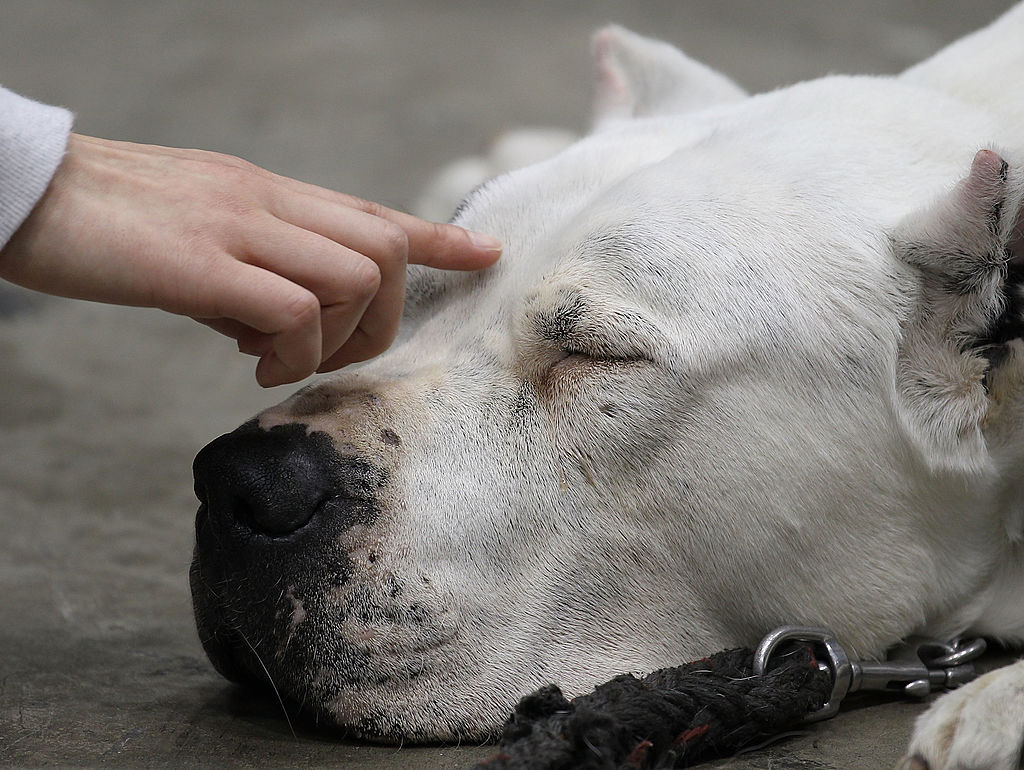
[472, 641, 830, 770]
[471, 627, 988, 770]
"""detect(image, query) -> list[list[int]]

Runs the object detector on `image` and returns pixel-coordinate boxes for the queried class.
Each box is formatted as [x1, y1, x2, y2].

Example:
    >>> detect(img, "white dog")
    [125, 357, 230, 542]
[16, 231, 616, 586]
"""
[190, 6, 1024, 768]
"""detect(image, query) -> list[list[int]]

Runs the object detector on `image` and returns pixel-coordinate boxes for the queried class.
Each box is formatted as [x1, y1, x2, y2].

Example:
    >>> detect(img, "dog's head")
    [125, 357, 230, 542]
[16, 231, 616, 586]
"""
[190, 25, 1024, 741]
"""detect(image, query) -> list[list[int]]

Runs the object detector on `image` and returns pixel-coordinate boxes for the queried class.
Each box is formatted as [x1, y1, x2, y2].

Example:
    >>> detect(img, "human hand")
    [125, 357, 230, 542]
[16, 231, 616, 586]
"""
[0, 134, 502, 386]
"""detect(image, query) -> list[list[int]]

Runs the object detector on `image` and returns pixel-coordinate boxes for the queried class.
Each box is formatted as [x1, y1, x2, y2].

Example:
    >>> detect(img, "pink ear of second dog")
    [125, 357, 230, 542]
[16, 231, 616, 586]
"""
[590, 26, 632, 113]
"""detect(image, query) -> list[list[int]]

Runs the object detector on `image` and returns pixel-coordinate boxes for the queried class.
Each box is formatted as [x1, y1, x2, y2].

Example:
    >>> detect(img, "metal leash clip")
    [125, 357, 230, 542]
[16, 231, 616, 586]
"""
[752, 626, 987, 722]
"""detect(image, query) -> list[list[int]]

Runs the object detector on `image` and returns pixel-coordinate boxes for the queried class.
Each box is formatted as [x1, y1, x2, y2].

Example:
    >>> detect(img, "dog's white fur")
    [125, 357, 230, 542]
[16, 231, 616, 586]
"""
[250, 7, 1024, 767]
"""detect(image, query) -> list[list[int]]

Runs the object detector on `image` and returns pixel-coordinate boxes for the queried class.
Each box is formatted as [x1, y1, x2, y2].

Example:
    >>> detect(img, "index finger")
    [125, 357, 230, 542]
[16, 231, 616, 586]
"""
[368, 206, 503, 270]
[261, 169, 503, 269]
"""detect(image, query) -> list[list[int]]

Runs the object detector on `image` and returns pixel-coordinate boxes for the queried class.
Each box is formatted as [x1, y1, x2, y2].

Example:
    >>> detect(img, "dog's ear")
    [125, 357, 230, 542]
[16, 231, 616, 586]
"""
[893, 149, 1024, 472]
[590, 25, 746, 129]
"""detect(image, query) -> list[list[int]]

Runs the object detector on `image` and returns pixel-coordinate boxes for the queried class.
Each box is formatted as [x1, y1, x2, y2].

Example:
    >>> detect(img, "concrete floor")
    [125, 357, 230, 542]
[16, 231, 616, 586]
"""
[0, 1, 1017, 767]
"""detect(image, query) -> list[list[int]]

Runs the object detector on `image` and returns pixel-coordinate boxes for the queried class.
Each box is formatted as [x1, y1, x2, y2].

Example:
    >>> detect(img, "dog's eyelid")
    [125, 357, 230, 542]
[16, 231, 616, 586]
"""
[560, 338, 635, 362]
[525, 312, 659, 366]
[552, 332, 658, 370]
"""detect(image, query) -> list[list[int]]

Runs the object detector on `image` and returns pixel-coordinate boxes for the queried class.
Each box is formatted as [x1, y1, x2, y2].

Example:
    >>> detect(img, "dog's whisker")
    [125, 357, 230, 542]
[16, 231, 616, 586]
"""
[236, 628, 297, 740]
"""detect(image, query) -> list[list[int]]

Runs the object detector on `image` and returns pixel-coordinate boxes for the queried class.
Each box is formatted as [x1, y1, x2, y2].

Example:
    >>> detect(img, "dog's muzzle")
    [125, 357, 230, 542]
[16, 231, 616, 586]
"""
[189, 420, 385, 686]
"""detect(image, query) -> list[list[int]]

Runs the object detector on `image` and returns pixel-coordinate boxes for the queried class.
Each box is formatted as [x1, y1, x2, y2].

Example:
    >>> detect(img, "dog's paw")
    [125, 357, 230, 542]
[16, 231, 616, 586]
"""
[896, 659, 1024, 770]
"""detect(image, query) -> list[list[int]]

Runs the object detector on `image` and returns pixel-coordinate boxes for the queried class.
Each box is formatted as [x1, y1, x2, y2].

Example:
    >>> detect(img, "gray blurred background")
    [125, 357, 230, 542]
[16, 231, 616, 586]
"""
[0, 2, 1015, 767]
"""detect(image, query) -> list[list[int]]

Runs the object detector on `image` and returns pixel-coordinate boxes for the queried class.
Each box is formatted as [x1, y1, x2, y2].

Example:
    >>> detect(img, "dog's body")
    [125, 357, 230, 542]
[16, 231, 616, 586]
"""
[190, 6, 1024, 767]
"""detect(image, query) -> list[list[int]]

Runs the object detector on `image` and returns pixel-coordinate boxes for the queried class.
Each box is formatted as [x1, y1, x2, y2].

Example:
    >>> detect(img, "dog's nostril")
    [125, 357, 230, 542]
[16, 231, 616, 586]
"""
[193, 422, 356, 537]
[233, 492, 324, 536]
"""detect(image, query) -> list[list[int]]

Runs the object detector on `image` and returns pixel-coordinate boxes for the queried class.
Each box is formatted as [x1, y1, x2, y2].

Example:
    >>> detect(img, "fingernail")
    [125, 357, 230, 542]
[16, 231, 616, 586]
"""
[468, 230, 502, 251]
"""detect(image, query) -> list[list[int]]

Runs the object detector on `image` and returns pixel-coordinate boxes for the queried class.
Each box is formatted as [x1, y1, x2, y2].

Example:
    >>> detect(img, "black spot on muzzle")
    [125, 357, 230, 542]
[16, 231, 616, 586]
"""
[193, 420, 382, 537]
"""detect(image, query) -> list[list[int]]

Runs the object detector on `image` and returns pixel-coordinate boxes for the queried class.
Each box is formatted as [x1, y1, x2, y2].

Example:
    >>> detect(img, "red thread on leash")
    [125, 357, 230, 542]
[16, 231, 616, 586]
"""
[624, 739, 653, 767]
[675, 723, 710, 744]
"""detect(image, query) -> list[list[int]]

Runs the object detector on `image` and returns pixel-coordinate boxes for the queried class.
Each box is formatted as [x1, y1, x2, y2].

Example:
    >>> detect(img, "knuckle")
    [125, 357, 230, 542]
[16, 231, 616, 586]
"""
[195, 154, 270, 199]
[222, 154, 260, 175]
[281, 290, 321, 328]
[203, 149, 260, 175]
[220, 165, 265, 195]
[378, 222, 410, 261]
[416, 221, 462, 265]
[349, 257, 382, 301]
[432, 221, 460, 249]
[351, 195, 385, 218]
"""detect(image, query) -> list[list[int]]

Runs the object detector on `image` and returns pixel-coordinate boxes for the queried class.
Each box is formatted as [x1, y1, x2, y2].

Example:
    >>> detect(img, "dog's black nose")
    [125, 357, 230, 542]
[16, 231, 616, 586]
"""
[193, 422, 381, 537]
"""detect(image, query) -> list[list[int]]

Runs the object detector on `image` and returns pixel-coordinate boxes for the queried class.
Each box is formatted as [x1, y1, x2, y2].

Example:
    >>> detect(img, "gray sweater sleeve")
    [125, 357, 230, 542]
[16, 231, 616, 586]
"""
[0, 86, 73, 247]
